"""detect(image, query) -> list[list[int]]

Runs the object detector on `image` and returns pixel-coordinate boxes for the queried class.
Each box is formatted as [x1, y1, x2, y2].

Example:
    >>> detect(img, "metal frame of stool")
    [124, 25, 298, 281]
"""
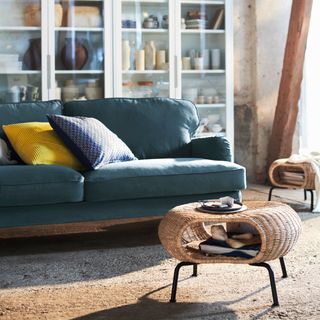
[268, 186, 314, 211]
[169, 257, 288, 307]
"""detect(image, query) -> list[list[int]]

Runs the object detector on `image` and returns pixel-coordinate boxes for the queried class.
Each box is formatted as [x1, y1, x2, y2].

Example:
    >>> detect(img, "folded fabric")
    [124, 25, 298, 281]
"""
[199, 237, 260, 257]
[47, 114, 137, 170]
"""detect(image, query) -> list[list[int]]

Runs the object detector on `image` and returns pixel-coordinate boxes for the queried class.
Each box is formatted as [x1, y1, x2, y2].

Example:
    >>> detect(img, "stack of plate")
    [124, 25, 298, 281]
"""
[0, 54, 22, 72]
[197, 200, 247, 214]
[185, 19, 208, 29]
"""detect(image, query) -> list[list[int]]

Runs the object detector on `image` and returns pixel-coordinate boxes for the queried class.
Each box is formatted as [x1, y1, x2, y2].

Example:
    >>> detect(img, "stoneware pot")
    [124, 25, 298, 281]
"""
[61, 38, 88, 70]
[23, 38, 42, 70]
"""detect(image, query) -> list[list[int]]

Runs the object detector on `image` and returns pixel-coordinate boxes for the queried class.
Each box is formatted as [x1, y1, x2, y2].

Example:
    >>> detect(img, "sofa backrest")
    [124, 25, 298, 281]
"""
[63, 98, 199, 159]
[0, 100, 62, 139]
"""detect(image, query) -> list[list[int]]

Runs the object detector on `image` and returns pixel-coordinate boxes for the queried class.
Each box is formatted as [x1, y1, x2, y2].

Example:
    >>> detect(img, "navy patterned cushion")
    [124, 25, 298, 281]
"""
[47, 114, 137, 170]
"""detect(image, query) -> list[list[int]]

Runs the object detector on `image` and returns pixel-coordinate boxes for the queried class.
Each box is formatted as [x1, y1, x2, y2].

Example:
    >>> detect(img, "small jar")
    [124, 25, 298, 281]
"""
[161, 15, 168, 29]
[122, 81, 133, 97]
[143, 18, 154, 29]
[136, 81, 154, 97]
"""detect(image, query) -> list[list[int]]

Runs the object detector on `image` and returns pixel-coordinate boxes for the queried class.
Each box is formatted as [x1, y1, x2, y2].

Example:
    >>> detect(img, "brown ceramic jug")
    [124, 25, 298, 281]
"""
[23, 38, 42, 70]
[61, 38, 88, 70]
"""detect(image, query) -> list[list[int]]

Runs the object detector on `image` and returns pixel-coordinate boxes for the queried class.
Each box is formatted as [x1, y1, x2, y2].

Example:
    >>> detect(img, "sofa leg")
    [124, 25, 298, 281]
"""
[250, 262, 279, 307]
[170, 262, 197, 303]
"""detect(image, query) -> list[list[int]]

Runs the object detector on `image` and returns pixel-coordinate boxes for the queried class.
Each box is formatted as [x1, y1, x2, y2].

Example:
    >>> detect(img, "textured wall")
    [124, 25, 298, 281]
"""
[233, 0, 292, 182]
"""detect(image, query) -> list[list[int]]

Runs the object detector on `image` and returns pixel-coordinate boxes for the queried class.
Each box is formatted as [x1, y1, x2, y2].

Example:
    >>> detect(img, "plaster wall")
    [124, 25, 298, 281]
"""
[233, 0, 292, 182]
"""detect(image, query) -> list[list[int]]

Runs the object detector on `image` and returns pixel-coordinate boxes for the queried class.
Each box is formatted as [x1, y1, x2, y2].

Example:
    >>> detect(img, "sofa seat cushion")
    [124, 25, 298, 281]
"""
[83, 158, 246, 202]
[0, 165, 84, 207]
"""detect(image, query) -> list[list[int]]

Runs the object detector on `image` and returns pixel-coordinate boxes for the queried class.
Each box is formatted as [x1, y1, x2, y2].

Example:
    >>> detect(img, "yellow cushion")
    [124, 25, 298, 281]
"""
[3, 122, 84, 170]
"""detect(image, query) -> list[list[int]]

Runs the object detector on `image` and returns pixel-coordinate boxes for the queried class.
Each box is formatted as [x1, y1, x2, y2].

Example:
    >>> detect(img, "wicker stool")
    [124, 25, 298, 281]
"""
[268, 158, 315, 210]
[158, 201, 302, 307]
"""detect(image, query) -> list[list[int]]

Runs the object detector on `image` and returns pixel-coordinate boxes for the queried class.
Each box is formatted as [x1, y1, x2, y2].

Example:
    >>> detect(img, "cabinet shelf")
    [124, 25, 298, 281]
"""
[122, 28, 168, 33]
[55, 70, 104, 74]
[122, 70, 168, 74]
[180, 0, 225, 4]
[181, 29, 225, 34]
[182, 70, 225, 74]
[122, 0, 168, 3]
[58, 0, 103, 2]
[55, 27, 104, 32]
[0, 26, 41, 31]
[0, 71, 41, 75]
[196, 103, 225, 108]
[198, 131, 226, 138]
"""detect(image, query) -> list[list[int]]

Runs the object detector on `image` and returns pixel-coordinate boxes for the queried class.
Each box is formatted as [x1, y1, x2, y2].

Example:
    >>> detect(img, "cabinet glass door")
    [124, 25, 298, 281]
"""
[0, 0, 43, 103]
[52, 0, 108, 102]
[178, 0, 228, 138]
[114, 0, 173, 98]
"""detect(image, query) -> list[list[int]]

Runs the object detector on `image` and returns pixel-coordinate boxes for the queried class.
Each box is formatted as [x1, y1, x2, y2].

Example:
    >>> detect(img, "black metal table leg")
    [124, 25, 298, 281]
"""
[170, 262, 197, 303]
[279, 257, 288, 278]
[192, 264, 198, 277]
[268, 187, 275, 201]
[251, 262, 279, 307]
[309, 189, 314, 211]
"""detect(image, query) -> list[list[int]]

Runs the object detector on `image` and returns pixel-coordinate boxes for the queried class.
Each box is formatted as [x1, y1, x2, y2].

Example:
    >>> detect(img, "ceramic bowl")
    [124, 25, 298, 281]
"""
[201, 87, 217, 97]
[208, 123, 223, 132]
[85, 87, 103, 99]
[182, 88, 198, 102]
[63, 87, 79, 101]
[208, 114, 220, 123]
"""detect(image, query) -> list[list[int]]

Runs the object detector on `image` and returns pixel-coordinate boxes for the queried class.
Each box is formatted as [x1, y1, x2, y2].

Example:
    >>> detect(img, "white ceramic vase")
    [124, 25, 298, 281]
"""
[122, 40, 130, 71]
[135, 50, 145, 71]
[145, 40, 156, 70]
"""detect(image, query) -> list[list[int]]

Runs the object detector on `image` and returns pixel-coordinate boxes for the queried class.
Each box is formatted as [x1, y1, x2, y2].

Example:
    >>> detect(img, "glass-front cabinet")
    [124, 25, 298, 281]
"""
[114, 0, 233, 144]
[0, 0, 233, 147]
[0, 0, 43, 103]
[49, 0, 113, 102]
[177, 0, 232, 140]
[114, 0, 174, 98]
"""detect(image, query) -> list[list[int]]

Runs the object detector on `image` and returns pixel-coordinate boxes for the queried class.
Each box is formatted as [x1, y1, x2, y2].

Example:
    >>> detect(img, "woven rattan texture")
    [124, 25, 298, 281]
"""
[158, 201, 302, 264]
[268, 158, 315, 189]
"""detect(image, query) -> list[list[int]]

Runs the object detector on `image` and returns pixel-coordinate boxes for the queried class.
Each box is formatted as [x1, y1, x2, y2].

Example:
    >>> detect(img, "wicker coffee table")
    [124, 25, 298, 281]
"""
[158, 200, 302, 307]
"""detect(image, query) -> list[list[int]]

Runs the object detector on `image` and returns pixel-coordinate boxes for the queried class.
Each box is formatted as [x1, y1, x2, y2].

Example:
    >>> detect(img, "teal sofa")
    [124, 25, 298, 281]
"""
[0, 98, 246, 229]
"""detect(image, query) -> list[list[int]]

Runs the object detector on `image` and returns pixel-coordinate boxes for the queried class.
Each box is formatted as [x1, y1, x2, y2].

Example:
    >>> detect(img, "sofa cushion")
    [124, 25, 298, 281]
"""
[3, 122, 83, 170]
[47, 114, 137, 170]
[83, 158, 246, 202]
[63, 98, 199, 159]
[0, 165, 84, 207]
[0, 100, 62, 139]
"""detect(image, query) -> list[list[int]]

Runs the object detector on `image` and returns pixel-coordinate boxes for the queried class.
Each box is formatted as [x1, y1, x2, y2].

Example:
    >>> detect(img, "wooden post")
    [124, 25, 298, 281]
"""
[267, 0, 313, 167]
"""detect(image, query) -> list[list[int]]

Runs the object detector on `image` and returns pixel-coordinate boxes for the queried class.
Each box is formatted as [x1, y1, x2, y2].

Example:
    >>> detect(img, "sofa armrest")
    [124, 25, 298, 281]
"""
[190, 136, 232, 161]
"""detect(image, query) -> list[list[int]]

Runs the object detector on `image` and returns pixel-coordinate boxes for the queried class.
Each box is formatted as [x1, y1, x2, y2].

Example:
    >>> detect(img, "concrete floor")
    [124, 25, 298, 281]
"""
[0, 184, 319, 320]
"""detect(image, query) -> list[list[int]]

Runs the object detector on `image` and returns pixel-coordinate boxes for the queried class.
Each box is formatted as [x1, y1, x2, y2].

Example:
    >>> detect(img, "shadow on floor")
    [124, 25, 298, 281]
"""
[73, 280, 277, 320]
[73, 299, 238, 320]
[0, 219, 161, 257]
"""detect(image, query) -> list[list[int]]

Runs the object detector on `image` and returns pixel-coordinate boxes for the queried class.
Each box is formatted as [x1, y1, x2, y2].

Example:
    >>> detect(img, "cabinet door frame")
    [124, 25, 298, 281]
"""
[46, 0, 113, 100]
[46, 0, 55, 100]
[112, 0, 122, 97]
[112, 0, 175, 98]
[104, 0, 114, 97]
[225, 0, 234, 151]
